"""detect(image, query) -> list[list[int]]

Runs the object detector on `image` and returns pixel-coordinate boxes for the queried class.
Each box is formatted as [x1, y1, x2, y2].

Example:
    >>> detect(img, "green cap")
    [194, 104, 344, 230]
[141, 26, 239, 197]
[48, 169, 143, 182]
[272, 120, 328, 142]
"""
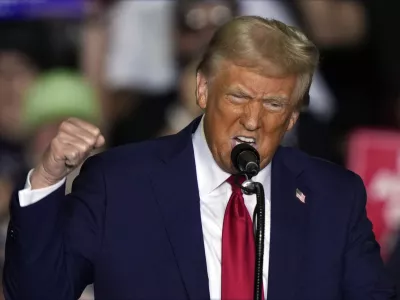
[22, 69, 101, 132]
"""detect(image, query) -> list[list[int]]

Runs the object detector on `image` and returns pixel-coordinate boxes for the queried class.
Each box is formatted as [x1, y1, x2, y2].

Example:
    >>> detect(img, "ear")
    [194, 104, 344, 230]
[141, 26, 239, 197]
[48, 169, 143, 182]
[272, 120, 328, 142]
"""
[286, 111, 300, 132]
[196, 72, 208, 110]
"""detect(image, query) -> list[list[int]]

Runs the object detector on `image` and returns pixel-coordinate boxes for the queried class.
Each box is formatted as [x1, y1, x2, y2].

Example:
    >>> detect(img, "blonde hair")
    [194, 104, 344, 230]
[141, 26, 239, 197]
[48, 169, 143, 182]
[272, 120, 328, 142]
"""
[197, 16, 319, 107]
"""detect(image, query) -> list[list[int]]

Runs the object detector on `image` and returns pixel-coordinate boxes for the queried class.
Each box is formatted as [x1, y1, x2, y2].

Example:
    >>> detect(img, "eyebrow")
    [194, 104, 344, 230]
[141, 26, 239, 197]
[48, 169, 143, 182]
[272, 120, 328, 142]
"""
[227, 86, 289, 102]
[262, 95, 289, 103]
[226, 86, 254, 98]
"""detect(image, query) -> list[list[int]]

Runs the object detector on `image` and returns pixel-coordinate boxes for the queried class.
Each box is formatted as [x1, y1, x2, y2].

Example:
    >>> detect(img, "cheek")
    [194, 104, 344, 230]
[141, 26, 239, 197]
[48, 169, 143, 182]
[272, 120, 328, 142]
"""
[258, 115, 292, 156]
[204, 104, 237, 154]
[206, 97, 239, 128]
[262, 114, 291, 135]
[210, 97, 244, 125]
[205, 95, 224, 113]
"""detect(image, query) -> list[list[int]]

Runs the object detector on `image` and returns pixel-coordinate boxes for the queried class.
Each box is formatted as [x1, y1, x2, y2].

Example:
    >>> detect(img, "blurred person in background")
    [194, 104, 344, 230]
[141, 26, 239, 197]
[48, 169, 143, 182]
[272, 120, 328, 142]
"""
[364, 1, 400, 130]
[293, 0, 400, 164]
[160, 0, 237, 136]
[0, 20, 52, 300]
[159, 59, 202, 136]
[174, 0, 237, 70]
[0, 21, 51, 219]
[81, 0, 117, 128]
[293, 0, 369, 165]
[107, 0, 237, 145]
[101, 0, 176, 145]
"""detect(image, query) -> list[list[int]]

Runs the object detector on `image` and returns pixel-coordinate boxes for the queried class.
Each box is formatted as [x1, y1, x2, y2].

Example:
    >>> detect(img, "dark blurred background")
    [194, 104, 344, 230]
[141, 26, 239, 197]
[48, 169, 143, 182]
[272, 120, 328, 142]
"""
[1, 1, 400, 299]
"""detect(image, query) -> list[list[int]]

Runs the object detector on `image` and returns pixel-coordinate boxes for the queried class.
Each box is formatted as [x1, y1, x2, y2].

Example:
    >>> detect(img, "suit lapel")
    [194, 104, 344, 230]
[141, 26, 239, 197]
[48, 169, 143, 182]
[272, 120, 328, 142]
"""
[150, 118, 210, 300]
[267, 148, 309, 300]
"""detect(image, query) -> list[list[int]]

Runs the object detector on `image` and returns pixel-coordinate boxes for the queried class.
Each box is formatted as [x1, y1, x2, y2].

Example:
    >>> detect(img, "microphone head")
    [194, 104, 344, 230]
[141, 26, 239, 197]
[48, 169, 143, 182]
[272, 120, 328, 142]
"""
[231, 143, 260, 177]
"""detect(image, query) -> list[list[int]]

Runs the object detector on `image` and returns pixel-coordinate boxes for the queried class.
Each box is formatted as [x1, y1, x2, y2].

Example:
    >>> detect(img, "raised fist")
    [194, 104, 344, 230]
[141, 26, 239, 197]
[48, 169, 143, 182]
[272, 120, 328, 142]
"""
[31, 118, 105, 189]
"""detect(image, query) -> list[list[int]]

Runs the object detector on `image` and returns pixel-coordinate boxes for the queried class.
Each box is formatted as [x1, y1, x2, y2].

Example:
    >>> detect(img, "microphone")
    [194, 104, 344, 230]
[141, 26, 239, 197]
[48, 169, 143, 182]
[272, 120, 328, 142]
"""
[231, 143, 260, 178]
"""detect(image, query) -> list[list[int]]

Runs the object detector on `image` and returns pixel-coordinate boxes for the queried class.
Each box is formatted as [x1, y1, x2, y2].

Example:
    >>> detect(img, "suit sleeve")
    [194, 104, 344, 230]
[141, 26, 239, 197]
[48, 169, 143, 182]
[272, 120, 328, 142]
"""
[3, 155, 106, 300]
[342, 174, 396, 300]
[19, 169, 66, 207]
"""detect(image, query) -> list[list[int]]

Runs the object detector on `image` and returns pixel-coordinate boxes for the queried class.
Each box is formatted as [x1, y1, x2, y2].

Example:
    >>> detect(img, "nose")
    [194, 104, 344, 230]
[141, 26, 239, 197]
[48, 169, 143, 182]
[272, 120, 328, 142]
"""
[239, 100, 262, 131]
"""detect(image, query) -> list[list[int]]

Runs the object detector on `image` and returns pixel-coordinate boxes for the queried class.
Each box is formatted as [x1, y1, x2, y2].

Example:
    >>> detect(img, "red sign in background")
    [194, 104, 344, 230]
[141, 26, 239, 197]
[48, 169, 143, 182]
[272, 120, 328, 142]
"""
[347, 129, 400, 259]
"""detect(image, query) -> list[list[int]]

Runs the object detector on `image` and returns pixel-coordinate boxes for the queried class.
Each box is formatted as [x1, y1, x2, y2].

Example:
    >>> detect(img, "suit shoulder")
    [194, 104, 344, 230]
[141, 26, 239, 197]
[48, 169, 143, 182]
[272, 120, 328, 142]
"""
[90, 134, 177, 169]
[281, 147, 364, 188]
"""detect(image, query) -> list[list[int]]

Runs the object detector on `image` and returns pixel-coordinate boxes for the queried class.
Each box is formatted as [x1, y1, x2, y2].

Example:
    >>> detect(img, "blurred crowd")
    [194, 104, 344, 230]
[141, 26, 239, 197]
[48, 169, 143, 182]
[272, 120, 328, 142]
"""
[1, 0, 400, 299]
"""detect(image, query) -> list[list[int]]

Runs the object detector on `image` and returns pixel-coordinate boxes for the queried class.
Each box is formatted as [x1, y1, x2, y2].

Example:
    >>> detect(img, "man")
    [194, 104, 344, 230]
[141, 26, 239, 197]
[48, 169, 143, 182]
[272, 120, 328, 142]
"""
[4, 16, 395, 300]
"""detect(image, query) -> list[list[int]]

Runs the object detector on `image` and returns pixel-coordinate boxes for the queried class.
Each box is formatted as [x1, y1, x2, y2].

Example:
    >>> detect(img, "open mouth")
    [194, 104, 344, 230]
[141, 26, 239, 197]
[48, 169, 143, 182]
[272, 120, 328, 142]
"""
[233, 136, 257, 147]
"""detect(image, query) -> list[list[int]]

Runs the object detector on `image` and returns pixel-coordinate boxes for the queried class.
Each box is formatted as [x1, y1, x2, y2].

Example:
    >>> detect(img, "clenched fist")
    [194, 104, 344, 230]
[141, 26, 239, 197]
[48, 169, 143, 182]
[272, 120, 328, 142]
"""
[31, 118, 105, 189]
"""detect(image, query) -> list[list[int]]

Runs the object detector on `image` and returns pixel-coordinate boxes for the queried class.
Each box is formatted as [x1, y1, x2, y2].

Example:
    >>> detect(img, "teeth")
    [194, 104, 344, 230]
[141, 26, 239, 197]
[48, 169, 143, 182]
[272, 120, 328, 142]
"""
[235, 136, 256, 147]
[236, 136, 256, 143]
[235, 140, 242, 146]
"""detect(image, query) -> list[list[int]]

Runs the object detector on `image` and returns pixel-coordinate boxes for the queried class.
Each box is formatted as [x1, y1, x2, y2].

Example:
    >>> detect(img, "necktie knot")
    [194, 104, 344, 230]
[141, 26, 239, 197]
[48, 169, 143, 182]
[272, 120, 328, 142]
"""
[227, 175, 246, 194]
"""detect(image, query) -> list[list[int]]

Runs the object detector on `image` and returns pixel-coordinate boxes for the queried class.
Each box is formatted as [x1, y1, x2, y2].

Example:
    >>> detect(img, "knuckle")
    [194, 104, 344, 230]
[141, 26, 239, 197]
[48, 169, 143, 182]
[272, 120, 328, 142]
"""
[81, 143, 90, 153]
[75, 142, 91, 155]
[88, 136, 97, 146]
[92, 127, 100, 136]
[57, 131, 67, 141]
[59, 120, 70, 132]
[73, 143, 83, 154]
[69, 149, 79, 160]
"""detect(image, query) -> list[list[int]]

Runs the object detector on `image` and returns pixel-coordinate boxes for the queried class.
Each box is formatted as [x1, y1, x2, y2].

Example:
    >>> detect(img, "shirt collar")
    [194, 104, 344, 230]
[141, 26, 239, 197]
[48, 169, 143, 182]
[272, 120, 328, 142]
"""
[192, 116, 271, 197]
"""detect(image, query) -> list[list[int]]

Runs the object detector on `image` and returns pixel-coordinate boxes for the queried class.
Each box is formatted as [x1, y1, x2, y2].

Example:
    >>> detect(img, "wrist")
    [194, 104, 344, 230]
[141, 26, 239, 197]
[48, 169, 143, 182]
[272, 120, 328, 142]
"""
[30, 166, 62, 190]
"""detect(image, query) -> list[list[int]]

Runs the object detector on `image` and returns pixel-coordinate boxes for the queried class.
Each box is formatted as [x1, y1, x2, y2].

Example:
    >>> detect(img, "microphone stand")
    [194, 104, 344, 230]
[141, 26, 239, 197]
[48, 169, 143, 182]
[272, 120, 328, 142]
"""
[252, 182, 265, 300]
[237, 176, 265, 300]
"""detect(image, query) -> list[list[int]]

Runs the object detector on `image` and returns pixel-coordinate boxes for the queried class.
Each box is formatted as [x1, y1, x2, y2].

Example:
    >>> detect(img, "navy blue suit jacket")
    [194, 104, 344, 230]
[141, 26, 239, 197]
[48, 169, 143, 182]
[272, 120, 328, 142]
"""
[4, 118, 395, 300]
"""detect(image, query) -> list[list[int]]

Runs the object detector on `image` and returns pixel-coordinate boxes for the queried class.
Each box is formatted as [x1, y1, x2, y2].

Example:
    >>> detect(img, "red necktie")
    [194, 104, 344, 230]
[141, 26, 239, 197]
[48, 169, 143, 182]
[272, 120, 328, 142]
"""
[222, 175, 262, 300]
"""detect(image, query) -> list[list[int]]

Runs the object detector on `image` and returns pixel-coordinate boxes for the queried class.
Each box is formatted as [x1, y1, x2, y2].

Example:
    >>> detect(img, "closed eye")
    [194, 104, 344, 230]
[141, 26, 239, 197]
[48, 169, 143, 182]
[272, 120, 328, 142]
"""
[228, 94, 250, 103]
[263, 100, 286, 111]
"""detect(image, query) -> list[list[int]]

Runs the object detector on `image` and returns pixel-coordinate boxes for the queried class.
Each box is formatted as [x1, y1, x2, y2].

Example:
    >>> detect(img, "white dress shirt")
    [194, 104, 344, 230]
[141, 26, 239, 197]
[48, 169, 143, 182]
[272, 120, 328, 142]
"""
[18, 118, 271, 300]
[192, 118, 271, 299]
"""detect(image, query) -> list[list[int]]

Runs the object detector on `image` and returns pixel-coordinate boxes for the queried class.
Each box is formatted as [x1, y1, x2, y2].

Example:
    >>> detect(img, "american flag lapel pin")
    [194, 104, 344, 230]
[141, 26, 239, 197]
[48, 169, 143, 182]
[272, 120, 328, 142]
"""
[296, 188, 306, 203]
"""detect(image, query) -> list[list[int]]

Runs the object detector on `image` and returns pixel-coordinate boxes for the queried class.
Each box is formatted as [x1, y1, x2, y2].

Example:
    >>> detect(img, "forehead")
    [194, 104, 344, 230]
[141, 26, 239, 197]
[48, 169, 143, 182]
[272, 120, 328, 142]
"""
[211, 62, 297, 99]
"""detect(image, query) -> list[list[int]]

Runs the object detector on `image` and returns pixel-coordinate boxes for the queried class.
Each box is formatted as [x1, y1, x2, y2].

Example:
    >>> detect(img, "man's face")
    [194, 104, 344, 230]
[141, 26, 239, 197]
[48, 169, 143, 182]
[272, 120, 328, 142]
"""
[197, 62, 299, 173]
